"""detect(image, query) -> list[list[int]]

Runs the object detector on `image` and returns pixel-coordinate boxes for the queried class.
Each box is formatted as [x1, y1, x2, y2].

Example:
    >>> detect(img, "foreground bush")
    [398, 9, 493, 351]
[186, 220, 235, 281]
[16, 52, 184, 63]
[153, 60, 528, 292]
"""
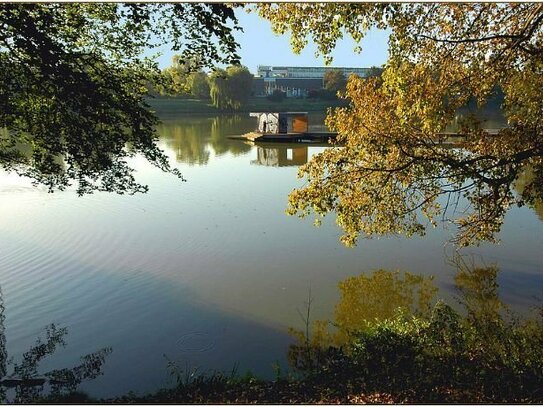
[288, 267, 543, 403]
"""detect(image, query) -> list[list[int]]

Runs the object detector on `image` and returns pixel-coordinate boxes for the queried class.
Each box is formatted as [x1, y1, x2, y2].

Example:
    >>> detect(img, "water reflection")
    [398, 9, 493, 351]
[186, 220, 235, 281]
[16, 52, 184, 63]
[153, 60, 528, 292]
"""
[288, 260, 542, 365]
[0, 287, 110, 403]
[288, 270, 437, 364]
[209, 116, 253, 157]
[454, 259, 504, 326]
[157, 116, 254, 165]
[2, 111, 542, 399]
[159, 120, 211, 166]
[251, 146, 308, 167]
[287, 262, 543, 401]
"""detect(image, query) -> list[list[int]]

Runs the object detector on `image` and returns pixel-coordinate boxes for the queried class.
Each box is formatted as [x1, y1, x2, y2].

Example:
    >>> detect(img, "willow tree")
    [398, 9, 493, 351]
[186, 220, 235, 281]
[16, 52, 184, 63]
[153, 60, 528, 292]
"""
[209, 65, 253, 110]
[0, 3, 240, 194]
[188, 71, 211, 99]
[258, 3, 543, 246]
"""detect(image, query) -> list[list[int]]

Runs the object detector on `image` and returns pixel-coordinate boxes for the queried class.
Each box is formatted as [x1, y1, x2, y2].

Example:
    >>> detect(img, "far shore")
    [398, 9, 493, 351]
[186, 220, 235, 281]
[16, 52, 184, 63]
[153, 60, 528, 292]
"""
[147, 96, 348, 117]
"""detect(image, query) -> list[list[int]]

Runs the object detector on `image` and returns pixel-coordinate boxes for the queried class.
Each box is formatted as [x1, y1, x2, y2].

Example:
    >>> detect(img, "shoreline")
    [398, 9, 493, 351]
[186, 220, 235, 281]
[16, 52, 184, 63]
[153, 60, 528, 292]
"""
[146, 96, 348, 117]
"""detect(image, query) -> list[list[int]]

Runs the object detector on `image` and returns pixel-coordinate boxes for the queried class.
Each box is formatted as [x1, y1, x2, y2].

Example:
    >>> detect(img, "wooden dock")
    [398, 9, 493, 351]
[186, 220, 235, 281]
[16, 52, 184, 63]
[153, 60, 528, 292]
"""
[228, 131, 338, 144]
[228, 129, 503, 145]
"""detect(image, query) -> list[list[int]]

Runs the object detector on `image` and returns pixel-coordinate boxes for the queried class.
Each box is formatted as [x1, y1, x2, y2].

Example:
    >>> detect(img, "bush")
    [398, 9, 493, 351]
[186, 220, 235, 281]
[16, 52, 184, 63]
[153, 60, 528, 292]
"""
[267, 89, 286, 102]
[306, 89, 336, 100]
[288, 267, 543, 403]
[290, 302, 543, 402]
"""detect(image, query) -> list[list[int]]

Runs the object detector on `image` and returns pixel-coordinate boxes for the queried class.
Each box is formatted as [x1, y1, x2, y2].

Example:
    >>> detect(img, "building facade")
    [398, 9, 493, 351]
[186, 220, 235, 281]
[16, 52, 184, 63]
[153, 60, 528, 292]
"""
[253, 65, 371, 97]
[257, 65, 371, 79]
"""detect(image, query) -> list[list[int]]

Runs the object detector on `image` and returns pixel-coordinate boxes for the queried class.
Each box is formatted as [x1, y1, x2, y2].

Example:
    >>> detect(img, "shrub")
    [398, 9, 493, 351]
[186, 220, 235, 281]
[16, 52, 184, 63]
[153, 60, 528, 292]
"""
[288, 268, 543, 402]
[267, 89, 286, 102]
[306, 89, 336, 100]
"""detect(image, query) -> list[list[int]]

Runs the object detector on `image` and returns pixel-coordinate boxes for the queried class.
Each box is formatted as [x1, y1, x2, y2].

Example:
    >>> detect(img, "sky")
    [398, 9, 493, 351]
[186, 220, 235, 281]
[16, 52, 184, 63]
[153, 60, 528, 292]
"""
[154, 8, 390, 74]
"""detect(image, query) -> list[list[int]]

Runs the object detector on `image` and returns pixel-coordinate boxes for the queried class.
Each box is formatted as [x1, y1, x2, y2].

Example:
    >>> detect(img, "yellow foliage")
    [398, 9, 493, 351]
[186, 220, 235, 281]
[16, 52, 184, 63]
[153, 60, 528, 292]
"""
[259, 3, 543, 246]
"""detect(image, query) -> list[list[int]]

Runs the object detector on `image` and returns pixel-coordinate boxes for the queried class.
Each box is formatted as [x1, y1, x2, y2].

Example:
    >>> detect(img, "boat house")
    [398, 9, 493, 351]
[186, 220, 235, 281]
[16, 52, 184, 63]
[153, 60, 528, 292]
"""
[249, 112, 308, 134]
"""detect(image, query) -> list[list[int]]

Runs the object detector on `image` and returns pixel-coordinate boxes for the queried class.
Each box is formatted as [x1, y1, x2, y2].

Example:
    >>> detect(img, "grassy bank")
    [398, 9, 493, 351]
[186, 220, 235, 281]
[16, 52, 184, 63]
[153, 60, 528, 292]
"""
[147, 96, 347, 117]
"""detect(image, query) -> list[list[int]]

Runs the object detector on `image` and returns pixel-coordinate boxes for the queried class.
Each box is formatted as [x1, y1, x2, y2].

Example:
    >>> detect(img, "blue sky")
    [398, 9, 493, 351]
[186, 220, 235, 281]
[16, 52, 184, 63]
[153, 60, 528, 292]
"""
[154, 8, 390, 74]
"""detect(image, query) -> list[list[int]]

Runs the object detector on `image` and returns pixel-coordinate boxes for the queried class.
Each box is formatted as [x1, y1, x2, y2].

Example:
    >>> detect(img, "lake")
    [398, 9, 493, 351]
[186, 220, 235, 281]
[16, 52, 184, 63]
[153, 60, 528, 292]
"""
[1, 113, 542, 398]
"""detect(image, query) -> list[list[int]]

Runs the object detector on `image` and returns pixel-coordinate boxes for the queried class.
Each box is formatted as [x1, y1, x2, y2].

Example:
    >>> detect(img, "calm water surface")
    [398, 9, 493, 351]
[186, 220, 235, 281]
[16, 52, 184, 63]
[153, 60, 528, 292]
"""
[1, 114, 542, 397]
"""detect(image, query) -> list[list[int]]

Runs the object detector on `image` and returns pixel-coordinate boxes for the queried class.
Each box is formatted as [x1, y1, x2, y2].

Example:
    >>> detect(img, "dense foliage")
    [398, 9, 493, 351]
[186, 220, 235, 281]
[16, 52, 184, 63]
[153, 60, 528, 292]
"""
[267, 89, 286, 102]
[259, 3, 543, 246]
[187, 72, 211, 100]
[0, 3, 240, 194]
[288, 266, 543, 403]
[323, 69, 347, 94]
[160, 56, 212, 99]
[209, 65, 253, 110]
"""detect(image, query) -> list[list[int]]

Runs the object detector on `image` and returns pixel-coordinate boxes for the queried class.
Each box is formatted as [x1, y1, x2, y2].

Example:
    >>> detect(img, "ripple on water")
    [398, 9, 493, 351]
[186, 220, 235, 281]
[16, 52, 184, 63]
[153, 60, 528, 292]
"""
[177, 332, 215, 353]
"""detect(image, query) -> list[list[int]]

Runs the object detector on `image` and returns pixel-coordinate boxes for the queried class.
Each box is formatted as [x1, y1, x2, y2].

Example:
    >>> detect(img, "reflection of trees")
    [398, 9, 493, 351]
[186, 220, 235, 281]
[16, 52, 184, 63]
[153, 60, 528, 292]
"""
[0, 286, 110, 403]
[251, 146, 308, 167]
[288, 271, 437, 370]
[454, 260, 504, 326]
[331, 270, 436, 346]
[157, 116, 252, 165]
[158, 121, 211, 166]
[210, 115, 252, 156]
[289, 263, 541, 372]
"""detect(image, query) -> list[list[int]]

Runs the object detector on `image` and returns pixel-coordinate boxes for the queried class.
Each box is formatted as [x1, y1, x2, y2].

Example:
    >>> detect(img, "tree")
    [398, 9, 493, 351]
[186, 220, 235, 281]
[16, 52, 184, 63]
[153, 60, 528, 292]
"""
[0, 3, 241, 194]
[160, 57, 210, 98]
[258, 4, 543, 246]
[323, 69, 347, 94]
[209, 65, 253, 110]
[188, 71, 211, 99]
[0, 287, 110, 403]
[209, 68, 229, 110]
[161, 55, 193, 96]
[366, 66, 384, 78]
[267, 89, 286, 102]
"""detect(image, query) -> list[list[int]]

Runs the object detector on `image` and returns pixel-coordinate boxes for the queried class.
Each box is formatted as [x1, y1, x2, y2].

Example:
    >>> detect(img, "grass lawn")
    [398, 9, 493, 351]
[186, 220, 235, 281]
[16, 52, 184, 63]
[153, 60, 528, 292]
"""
[146, 97, 347, 117]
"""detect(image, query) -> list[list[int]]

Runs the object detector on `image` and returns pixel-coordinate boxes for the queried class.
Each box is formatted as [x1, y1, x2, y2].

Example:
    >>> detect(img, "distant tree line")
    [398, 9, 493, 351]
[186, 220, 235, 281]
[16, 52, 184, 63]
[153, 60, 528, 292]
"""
[150, 56, 384, 109]
[148, 55, 253, 111]
[307, 67, 384, 100]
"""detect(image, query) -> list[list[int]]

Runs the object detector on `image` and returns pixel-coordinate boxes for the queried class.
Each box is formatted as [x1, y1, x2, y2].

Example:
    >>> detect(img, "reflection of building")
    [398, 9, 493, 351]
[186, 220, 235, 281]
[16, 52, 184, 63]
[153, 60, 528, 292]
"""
[251, 146, 308, 167]
[253, 65, 371, 97]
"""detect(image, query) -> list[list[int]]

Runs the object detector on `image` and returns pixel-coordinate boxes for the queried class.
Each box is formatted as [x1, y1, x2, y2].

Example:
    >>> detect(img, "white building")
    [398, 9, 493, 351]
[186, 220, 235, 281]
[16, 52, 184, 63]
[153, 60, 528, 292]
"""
[253, 65, 373, 97]
[257, 65, 371, 79]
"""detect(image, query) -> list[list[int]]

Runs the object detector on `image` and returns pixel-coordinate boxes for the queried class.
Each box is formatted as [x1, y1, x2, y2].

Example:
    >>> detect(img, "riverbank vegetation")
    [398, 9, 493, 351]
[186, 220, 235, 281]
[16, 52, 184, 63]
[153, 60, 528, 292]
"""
[285, 265, 543, 403]
[151, 58, 358, 112]
[106, 265, 543, 403]
[8, 264, 542, 404]
[147, 97, 348, 117]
